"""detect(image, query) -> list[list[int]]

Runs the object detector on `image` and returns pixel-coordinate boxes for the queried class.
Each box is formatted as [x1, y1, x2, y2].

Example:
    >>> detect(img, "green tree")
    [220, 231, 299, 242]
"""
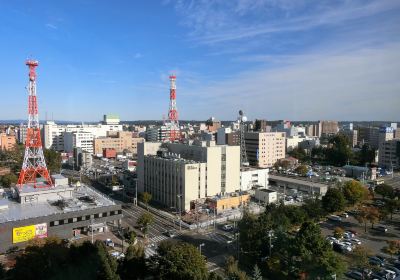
[140, 192, 152, 210]
[295, 165, 309, 176]
[325, 134, 353, 166]
[124, 230, 137, 245]
[385, 240, 400, 260]
[342, 180, 367, 205]
[0, 173, 18, 187]
[354, 208, 369, 233]
[375, 184, 394, 199]
[366, 207, 380, 229]
[150, 240, 208, 280]
[208, 272, 224, 280]
[288, 147, 308, 162]
[43, 149, 61, 173]
[333, 227, 344, 239]
[301, 198, 326, 221]
[0, 262, 6, 280]
[322, 188, 346, 213]
[357, 144, 376, 165]
[384, 199, 400, 220]
[225, 256, 249, 280]
[351, 246, 372, 270]
[252, 264, 262, 280]
[292, 222, 346, 279]
[137, 212, 154, 238]
[118, 243, 146, 279]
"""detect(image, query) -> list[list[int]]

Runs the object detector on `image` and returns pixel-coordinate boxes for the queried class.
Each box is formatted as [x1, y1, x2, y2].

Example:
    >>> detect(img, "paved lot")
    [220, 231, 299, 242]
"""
[320, 212, 400, 256]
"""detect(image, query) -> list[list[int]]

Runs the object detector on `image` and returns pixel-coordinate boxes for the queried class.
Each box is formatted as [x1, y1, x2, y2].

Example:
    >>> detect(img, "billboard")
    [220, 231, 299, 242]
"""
[13, 223, 48, 244]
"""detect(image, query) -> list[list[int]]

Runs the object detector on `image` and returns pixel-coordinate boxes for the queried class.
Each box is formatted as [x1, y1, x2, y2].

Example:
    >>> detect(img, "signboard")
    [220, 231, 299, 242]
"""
[13, 223, 48, 244]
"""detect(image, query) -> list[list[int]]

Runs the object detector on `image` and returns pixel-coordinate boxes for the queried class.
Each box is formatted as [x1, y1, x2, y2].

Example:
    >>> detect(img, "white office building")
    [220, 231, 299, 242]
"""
[43, 120, 122, 151]
[137, 140, 240, 211]
[240, 167, 269, 191]
[64, 132, 94, 154]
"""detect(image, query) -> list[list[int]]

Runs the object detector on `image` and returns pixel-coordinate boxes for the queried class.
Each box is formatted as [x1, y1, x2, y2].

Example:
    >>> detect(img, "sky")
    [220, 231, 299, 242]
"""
[0, 0, 399, 122]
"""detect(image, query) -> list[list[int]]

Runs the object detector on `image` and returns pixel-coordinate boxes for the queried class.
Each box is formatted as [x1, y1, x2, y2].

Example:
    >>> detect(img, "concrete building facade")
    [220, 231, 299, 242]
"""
[240, 167, 269, 191]
[0, 133, 16, 151]
[64, 131, 94, 154]
[378, 138, 400, 170]
[94, 131, 144, 156]
[137, 141, 240, 211]
[245, 132, 286, 168]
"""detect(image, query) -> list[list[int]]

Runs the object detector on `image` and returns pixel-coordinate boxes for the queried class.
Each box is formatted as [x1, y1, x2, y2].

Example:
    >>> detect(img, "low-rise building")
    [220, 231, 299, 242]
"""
[206, 193, 250, 213]
[254, 188, 277, 204]
[240, 167, 269, 191]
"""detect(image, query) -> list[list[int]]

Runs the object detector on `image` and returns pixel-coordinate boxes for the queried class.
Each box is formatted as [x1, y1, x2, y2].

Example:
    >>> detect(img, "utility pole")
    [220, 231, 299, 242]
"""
[199, 243, 205, 255]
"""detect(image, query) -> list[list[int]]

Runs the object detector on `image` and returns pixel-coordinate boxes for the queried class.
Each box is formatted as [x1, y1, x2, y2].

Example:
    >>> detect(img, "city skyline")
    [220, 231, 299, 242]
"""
[0, 0, 399, 121]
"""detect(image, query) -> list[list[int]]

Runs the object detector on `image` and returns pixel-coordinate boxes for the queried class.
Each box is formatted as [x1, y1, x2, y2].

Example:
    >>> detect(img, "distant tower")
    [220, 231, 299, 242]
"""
[238, 110, 249, 167]
[167, 75, 180, 142]
[18, 60, 53, 188]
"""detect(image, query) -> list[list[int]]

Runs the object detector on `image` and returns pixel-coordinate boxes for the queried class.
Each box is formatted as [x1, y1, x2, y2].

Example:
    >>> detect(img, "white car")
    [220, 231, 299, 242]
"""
[351, 238, 362, 245]
[223, 224, 233, 231]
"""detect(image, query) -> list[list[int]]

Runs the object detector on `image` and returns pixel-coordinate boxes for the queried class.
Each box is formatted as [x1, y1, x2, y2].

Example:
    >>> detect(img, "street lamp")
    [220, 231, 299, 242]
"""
[199, 243, 205, 255]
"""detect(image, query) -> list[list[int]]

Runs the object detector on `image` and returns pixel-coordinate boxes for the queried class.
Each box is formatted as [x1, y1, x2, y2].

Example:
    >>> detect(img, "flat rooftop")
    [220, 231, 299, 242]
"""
[0, 185, 116, 224]
[258, 188, 276, 193]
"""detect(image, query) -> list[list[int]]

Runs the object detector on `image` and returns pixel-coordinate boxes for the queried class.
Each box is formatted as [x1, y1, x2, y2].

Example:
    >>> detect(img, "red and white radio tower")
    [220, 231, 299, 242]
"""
[18, 60, 53, 188]
[167, 75, 180, 142]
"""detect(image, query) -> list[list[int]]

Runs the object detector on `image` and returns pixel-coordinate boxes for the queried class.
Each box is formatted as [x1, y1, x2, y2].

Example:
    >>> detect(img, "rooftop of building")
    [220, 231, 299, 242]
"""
[0, 184, 116, 224]
[257, 188, 277, 193]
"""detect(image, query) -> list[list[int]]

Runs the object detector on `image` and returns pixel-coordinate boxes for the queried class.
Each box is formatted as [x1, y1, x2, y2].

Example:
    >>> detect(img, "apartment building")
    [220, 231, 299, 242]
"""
[378, 139, 400, 169]
[137, 141, 240, 211]
[245, 132, 286, 168]
[94, 131, 144, 156]
[43, 119, 122, 151]
[341, 129, 358, 147]
[0, 133, 16, 151]
[320, 120, 339, 136]
[358, 127, 380, 149]
[63, 132, 94, 153]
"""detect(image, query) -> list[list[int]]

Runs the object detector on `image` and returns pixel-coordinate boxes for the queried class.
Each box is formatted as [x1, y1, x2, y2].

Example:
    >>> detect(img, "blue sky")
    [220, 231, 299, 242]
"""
[0, 0, 399, 122]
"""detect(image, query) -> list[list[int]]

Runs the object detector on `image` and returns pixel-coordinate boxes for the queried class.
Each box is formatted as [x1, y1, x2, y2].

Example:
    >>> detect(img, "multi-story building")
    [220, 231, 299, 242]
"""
[358, 126, 380, 149]
[320, 120, 339, 136]
[245, 132, 286, 168]
[0, 133, 16, 151]
[254, 119, 269, 132]
[206, 117, 221, 132]
[305, 123, 321, 137]
[42, 117, 122, 151]
[378, 139, 400, 169]
[378, 127, 394, 167]
[240, 167, 269, 191]
[137, 140, 240, 211]
[64, 132, 94, 154]
[341, 129, 358, 147]
[94, 131, 144, 156]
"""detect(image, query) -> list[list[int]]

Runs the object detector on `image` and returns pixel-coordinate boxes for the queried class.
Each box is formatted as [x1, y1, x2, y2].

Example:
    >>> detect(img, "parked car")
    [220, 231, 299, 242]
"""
[340, 212, 349, 218]
[222, 224, 234, 231]
[328, 215, 342, 222]
[376, 225, 388, 232]
[105, 238, 114, 247]
[165, 230, 177, 238]
[369, 256, 384, 266]
[350, 238, 362, 245]
[346, 270, 363, 280]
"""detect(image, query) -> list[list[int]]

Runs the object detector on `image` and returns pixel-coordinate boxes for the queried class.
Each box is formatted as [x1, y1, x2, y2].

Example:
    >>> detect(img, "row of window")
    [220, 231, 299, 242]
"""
[49, 209, 122, 227]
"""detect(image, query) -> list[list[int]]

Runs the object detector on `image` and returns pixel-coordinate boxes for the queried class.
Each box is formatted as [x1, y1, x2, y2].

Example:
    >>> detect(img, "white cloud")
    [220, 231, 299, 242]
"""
[45, 23, 57, 30]
[179, 43, 400, 121]
[134, 52, 143, 59]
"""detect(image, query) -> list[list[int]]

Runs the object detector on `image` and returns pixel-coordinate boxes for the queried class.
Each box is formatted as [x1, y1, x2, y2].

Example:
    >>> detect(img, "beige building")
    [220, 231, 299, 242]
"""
[94, 131, 144, 156]
[320, 120, 339, 136]
[245, 132, 286, 168]
[0, 133, 16, 151]
[206, 193, 250, 213]
[137, 140, 240, 211]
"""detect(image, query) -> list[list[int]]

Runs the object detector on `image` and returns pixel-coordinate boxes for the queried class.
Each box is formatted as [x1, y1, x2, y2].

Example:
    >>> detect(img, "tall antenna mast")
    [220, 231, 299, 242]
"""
[238, 110, 249, 167]
[18, 60, 53, 188]
[167, 74, 180, 142]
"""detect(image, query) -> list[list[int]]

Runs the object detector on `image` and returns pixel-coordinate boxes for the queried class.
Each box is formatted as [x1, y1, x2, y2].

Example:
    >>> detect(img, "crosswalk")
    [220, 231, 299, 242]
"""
[206, 232, 235, 244]
[144, 232, 183, 258]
